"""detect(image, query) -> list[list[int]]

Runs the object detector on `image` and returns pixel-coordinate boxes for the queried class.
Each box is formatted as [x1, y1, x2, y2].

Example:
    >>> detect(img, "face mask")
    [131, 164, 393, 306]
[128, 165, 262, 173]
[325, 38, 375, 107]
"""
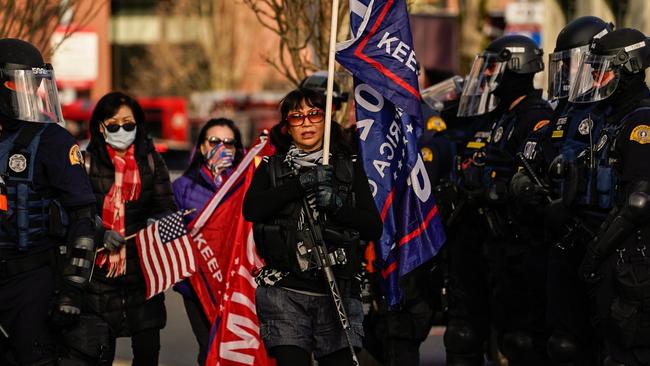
[104, 127, 136, 150]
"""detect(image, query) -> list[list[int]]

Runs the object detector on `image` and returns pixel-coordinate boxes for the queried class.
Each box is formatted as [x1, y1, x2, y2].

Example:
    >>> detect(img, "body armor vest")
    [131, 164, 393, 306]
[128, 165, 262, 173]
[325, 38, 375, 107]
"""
[253, 153, 360, 280]
[0, 124, 65, 250]
[559, 103, 650, 212]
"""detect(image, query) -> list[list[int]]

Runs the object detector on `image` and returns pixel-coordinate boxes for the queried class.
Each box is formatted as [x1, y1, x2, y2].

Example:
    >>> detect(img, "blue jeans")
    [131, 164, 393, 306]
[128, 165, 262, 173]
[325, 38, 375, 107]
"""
[255, 286, 364, 358]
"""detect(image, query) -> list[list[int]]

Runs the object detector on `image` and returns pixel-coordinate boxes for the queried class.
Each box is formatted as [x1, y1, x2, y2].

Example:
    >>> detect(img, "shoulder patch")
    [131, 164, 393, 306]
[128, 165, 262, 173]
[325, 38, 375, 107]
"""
[69, 144, 83, 165]
[533, 119, 549, 132]
[630, 124, 650, 144]
[421, 147, 434, 162]
[426, 116, 447, 132]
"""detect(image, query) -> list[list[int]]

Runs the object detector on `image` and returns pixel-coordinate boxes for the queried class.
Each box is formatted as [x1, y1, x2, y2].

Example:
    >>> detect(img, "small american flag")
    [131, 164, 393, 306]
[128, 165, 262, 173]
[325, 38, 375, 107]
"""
[136, 210, 196, 299]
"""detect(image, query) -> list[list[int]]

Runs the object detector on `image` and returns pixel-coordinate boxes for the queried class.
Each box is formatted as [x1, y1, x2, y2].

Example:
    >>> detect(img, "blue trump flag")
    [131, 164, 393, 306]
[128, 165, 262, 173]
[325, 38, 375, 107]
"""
[336, 0, 446, 307]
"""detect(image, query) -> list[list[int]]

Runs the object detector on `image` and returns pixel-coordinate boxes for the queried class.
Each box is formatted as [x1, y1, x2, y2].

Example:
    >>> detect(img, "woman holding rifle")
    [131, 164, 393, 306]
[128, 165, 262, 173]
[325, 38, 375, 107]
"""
[243, 87, 382, 366]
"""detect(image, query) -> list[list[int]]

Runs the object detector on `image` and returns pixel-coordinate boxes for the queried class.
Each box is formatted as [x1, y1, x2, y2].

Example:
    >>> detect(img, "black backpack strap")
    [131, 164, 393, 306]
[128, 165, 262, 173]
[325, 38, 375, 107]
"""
[13, 123, 44, 150]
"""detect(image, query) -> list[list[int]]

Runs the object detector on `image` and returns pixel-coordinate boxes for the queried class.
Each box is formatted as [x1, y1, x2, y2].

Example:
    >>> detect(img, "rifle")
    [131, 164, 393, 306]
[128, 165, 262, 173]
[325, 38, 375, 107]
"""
[515, 152, 595, 247]
[299, 198, 359, 365]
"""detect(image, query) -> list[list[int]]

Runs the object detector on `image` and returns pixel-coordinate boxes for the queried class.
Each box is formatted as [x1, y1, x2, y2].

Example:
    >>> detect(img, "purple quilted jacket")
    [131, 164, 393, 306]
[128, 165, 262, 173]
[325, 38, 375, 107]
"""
[172, 166, 218, 297]
[172, 167, 218, 224]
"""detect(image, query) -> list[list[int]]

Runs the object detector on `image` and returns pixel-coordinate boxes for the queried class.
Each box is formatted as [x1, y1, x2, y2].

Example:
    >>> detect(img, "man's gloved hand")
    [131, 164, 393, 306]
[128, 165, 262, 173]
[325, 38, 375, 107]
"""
[315, 184, 344, 213]
[103, 230, 126, 251]
[509, 171, 548, 206]
[578, 245, 603, 283]
[298, 165, 333, 193]
[51, 284, 82, 328]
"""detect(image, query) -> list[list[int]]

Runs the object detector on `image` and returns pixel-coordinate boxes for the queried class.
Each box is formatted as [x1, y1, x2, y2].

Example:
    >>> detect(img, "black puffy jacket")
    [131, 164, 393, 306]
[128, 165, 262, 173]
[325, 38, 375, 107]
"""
[85, 137, 176, 336]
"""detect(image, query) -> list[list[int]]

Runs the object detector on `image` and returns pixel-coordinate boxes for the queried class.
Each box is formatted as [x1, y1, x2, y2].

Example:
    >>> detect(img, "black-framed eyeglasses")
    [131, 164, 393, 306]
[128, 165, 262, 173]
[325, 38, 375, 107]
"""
[103, 122, 137, 133]
[206, 136, 237, 147]
[286, 109, 325, 127]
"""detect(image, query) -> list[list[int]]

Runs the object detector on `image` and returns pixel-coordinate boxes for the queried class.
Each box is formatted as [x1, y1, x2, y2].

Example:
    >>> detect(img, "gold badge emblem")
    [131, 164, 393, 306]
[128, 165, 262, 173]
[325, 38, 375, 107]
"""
[421, 147, 434, 162]
[69, 144, 84, 165]
[631, 125, 650, 144]
[426, 116, 447, 132]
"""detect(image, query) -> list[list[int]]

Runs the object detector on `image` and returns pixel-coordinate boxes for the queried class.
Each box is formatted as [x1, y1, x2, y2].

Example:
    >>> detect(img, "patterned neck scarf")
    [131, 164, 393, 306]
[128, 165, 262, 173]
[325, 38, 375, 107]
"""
[284, 145, 324, 170]
[97, 144, 141, 277]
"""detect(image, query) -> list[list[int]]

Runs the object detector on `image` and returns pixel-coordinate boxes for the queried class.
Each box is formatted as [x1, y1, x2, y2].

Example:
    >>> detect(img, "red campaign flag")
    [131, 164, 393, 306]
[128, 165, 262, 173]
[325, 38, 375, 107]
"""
[135, 210, 197, 299]
[189, 136, 275, 366]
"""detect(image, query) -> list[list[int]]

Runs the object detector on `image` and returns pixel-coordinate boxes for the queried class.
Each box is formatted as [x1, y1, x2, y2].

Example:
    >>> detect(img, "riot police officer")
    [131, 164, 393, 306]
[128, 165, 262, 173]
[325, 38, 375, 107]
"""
[444, 34, 553, 366]
[532, 16, 614, 366]
[570, 28, 650, 366]
[0, 39, 97, 365]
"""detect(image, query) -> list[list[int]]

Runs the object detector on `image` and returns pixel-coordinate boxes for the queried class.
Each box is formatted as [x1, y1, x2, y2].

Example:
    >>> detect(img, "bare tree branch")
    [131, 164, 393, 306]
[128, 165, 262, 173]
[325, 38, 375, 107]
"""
[243, 0, 350, 86]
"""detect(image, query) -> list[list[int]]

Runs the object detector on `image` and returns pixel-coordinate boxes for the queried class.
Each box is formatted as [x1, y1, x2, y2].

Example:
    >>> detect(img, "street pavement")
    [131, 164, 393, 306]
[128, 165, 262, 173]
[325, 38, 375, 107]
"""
[115, 290, 448, 365]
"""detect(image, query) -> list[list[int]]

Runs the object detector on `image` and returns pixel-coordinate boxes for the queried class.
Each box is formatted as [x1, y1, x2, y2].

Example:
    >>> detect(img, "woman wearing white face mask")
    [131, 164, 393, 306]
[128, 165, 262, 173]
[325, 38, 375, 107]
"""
[84, 91, 176, 365]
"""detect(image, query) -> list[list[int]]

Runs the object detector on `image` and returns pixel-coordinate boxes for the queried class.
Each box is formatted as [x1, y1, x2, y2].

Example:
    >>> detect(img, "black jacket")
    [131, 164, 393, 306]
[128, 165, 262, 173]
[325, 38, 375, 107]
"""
[85, 137, 176, 336]
[243, 150, 382, 295]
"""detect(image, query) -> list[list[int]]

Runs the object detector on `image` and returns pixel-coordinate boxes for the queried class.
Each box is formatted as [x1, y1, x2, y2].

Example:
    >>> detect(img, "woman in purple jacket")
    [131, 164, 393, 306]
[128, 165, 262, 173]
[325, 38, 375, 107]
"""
[172, 117, 244, 365]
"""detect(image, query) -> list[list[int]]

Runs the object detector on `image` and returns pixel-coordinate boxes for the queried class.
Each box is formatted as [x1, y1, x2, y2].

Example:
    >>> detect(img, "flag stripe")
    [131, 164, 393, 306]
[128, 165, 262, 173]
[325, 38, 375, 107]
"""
[176, 237, 189, 276]
[149, 224, 164, 297]
[182, 235, 195, 274]
[154, 227, 172, 294]
[139, 226, 156, 298]
[167, 239, 181, 285]
[398, 206, 439, 247]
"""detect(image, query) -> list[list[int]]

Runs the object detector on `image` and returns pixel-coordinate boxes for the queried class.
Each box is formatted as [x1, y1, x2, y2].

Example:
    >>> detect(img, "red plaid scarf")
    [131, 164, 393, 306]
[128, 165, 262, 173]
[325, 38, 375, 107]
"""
[97, 145, 141, 277]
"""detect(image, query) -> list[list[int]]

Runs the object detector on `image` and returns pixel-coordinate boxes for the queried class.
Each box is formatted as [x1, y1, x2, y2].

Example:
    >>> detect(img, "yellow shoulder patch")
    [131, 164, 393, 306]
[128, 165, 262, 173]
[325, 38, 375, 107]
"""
[69, 144, 83, 165]
[533, 119, 550, 132]
[421, 147, 434, 162]
[426, 116, 447, 132]
[552, 130, 564, 139]
[630, 125, 650, 144]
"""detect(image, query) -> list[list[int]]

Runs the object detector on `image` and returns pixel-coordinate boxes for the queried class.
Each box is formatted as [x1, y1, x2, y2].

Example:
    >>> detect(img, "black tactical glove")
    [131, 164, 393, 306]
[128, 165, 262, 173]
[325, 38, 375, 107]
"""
[315, 185, 344, 213]
[298, 165, 333, 193]
[509, 171, 548, 206]
[578, 245, 603, 284]
[51, 283, 83, 328]
[103, 230, 126, 251]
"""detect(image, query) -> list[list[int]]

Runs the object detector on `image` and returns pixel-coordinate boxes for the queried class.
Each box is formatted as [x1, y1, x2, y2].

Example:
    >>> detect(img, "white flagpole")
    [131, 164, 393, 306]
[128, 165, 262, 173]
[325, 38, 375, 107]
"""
[322, 0, 340, 166]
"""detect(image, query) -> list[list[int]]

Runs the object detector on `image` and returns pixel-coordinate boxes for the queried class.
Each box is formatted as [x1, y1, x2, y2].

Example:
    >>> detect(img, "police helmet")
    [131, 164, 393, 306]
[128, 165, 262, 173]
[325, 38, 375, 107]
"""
[569, 28, 650, 103]
[548, 17, 614, 100]
[554, 16, 613, 53]
[457, 35, 542, 116]
[299, 71, 349, 109]
[485, 35, 544, 74]
[0, 38, 64, 123]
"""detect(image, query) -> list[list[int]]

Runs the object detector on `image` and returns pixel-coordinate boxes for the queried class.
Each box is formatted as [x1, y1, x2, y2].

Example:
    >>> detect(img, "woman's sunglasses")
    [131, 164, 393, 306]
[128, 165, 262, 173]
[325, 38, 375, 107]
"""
[206, 136, 237, 148]
[286, 109, 325, 127]
[103, 122, 137, 133]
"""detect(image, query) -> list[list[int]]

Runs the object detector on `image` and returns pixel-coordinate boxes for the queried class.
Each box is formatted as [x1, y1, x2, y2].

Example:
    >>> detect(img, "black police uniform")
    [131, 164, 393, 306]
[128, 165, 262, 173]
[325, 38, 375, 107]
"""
[0, 38, 97, 366]
[444, 34, 553, 366]
[572, 28, 650, 366]
[0, 123, 96, 365]
[589, 104, 650, 366]
[442, 114, 495, 366]
[483, 91, 553, 366]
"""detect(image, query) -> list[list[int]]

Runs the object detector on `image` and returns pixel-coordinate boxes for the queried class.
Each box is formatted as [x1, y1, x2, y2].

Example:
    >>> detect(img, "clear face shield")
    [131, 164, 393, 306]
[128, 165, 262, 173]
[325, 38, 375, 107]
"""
[421, 75, 464, 112]
[547, 45, 589, 101]
[568, 53, 621, 104]
[0, 63, 64, 123]
[457, 53, 506, 117]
